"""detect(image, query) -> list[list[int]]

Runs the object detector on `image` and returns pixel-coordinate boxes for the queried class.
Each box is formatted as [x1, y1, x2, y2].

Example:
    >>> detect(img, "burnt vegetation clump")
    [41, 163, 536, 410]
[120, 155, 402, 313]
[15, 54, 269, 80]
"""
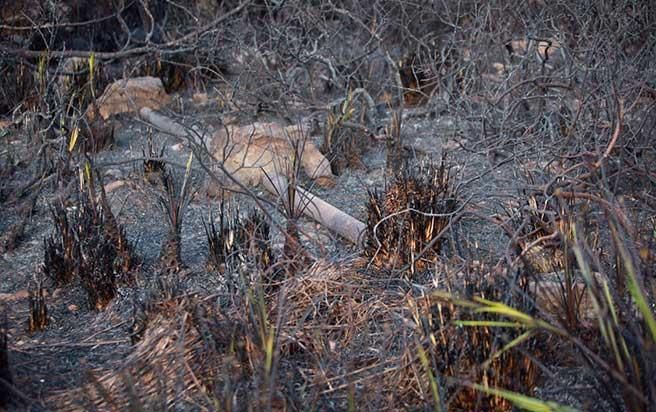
[42, 166, 137, 309]
[365, 158, 458, 274]
[203, 201, 275, 294]
[157, 167, 194, 274]
[27, 280, 49, 333]
[414, 265, 542, 410]
[203, 201, 239, 273]
[321, 91, 371, 175]
[142, 133, 167, 186]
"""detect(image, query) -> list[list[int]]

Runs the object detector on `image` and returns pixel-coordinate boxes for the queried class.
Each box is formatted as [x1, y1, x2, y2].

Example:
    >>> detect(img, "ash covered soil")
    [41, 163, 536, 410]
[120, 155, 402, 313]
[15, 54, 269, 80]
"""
[0, 90, 515, 407]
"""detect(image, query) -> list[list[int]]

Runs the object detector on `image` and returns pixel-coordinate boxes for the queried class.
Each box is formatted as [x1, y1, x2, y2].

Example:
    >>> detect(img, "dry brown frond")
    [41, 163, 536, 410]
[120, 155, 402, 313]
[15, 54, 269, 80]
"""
[51, 297, 225, 410]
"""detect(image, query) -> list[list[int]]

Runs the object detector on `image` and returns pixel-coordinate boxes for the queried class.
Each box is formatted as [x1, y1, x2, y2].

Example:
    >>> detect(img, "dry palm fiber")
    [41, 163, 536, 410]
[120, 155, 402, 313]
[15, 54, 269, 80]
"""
[49, 297, 229, 411]
[269, 258, 382, 356]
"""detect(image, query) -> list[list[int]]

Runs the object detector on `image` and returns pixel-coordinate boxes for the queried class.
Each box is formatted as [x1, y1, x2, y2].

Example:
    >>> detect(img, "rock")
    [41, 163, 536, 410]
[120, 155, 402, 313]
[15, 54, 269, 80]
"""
[192, 92, 209, 105]
[93, 77, 171, 121]
[139, 108, 365, 244]
[103, 180, 127, 194]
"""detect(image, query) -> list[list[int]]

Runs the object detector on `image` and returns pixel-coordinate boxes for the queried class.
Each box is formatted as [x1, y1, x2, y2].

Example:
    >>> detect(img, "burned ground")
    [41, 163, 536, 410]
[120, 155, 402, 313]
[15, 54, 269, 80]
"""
[1, 1, 655, 411]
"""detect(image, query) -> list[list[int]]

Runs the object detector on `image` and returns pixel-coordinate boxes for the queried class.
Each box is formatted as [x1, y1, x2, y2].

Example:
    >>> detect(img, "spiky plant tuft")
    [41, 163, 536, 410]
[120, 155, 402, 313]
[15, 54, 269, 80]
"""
[416, 264, 542, 410]
[43, 162, 137, 309]
[157, 155, 194, 274]
[365, 158, 458, 275]
[203, 201, 275, 291]
[98, 174, 138, 280]
[72, 187, 118, 310]
[143, 132, 167, 186]
[43, 201, 79, 286]
[277, 141, 311, 275]
[203, 199, 240, 273]
[242, 209, 273, 271]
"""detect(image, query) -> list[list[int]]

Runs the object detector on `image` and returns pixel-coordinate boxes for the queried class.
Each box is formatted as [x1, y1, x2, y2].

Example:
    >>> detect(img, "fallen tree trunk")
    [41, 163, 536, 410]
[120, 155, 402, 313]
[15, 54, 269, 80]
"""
[139, 108, 366, 244]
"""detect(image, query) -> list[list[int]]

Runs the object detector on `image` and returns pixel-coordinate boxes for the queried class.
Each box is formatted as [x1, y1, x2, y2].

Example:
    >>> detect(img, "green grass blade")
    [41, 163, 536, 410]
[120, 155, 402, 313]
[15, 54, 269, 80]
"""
[609, 220, 656, 341]
[417, 342, 442, 412]
[468, 383, 579, 412]
[455, 320, 523, 328]
[472, 298, 534, 324]
[483, 331, 535, 369]
[622, 252, 656, 341]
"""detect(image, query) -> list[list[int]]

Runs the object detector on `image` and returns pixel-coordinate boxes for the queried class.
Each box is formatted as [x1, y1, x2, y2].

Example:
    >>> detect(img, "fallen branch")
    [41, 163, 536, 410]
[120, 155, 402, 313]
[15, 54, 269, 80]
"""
[0, 0, 251, 60]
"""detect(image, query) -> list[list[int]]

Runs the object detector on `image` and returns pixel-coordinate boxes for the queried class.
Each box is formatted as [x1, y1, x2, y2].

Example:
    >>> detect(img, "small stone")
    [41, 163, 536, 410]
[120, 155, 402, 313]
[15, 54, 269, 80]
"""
[68, 304, 79, 313]
[105, 168, 123, 180]
[94, 77, 171, 120]
[192, 92, 209, 105]
[0, 290, 29, 301]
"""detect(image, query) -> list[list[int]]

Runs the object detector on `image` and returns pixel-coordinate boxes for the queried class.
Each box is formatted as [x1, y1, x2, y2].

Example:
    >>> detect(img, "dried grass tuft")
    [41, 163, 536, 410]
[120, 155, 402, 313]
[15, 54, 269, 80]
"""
[52, 297, 225, 410]
[272, 259, 376, 356]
